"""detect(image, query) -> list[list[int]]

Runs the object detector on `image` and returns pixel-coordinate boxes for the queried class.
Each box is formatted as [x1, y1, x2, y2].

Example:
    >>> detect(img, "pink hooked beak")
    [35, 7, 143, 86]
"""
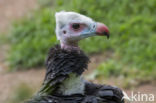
[96, 22, 110, 39]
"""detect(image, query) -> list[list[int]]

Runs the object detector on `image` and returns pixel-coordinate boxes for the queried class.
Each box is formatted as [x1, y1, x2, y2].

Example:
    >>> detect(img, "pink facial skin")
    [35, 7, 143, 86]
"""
[70, 23, 86, 33]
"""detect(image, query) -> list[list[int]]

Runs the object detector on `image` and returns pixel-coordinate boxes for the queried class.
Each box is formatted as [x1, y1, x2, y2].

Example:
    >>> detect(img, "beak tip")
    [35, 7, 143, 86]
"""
[103, 31, 110, 39]
[96, 22, 110, 39]
[107, 34, 110, 39]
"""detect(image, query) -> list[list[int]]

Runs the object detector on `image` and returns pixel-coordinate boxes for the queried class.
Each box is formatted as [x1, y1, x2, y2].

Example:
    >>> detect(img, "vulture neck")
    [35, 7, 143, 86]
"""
[60, 41, 80, 51]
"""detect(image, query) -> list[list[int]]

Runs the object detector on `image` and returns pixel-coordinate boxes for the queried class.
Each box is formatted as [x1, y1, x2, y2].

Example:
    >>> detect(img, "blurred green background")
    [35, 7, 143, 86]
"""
[0, 0, 156, 103]
[8, 0, 156, 82]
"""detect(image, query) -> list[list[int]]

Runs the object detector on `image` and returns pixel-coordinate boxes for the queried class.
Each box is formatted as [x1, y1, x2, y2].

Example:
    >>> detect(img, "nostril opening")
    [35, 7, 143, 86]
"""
[63, 30, 66, 34]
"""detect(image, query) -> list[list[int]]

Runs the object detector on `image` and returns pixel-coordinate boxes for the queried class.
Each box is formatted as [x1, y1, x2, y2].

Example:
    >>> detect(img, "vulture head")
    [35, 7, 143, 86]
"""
[55, 11, 109, 50]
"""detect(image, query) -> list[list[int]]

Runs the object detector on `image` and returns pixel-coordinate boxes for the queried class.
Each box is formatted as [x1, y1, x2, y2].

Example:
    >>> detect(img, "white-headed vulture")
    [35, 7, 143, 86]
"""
[26, 11, 125, 103]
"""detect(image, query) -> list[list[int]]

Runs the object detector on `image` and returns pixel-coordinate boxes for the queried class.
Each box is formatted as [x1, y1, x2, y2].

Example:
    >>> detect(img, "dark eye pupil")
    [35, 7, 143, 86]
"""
[72, 23, 80, 29]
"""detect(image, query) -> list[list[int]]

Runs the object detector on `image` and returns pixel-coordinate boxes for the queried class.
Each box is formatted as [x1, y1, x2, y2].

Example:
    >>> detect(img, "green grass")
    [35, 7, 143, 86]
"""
[8, 83, 33, 103]
[8, 0, 156, 80]
[8, 8, 58, 69]
[93, 60, 156, 88]
[0, 34, 8, 46]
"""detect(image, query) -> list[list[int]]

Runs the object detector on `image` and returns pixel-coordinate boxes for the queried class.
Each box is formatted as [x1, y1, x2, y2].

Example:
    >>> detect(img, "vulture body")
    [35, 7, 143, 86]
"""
[26, 11, 125, 103]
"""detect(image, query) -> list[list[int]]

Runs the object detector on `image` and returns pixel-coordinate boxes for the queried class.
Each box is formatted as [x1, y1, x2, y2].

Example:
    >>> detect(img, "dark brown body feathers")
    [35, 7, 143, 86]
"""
[26, 45, 124, 103]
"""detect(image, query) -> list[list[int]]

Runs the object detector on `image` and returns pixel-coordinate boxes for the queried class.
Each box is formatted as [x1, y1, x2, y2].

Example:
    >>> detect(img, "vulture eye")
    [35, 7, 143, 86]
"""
[72, 23, 80, 30]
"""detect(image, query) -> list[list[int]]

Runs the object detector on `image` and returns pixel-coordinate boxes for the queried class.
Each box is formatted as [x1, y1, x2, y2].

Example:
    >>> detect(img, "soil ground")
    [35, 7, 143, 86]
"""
[0, 0, 155, 103]
[0, 0, 38, 32]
